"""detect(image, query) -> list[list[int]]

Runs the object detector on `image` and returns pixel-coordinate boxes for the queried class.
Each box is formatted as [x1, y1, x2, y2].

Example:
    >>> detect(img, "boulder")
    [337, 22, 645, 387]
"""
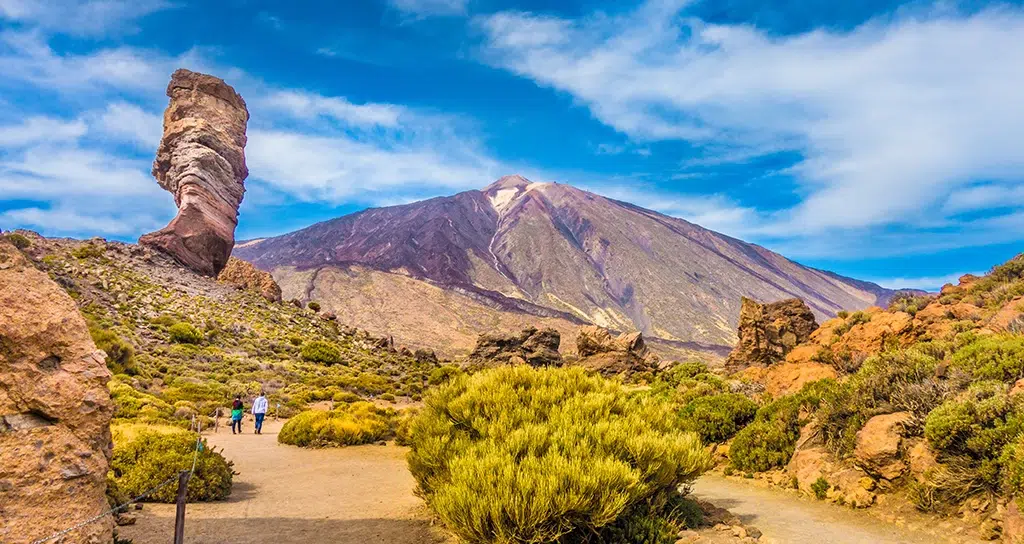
[905, 438, 939, 483]
[574, 326, 658, 376]
[854, 412, 913, 480]
[0, 237, 114, 543]
[726, 297, 817, 371]
[466, 327, 562, 368]
[140, 69, 249, 277]
[217, 257, 281, 302]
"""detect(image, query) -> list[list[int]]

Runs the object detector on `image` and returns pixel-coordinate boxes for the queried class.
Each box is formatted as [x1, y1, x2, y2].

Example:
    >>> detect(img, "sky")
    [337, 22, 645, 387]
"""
[1, 0, 1023, 291]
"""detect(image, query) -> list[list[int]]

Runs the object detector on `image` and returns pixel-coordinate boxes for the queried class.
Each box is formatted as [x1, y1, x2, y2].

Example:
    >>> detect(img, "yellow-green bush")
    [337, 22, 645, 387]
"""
[169, 322, 203, 344]
[300, 340, 342, 365]
[951, 334, 1024, 382]
[678, 393, 757, 444]
[407, 366, 711, 543]
[109, 380, 174, 421]
[5, 232, 31, 249]
[110, 424, 233, 502]
[278, 402, 394, 447]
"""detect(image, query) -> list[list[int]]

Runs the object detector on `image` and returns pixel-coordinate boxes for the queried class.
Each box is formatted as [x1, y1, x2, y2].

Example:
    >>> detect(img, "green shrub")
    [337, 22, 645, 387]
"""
[168, 322, 203, 344]
[678, 393, 757, 444]
[307, 301, 321, 312]
[88, 323, 137, 375]
[428, 364, 462, 386]
[407, 366, 711, 544]
[811, 477, 829, 500]
[278, 402, 394, 447]
[300, 340, 342, 364]
[71, 243, 105, 259]
[729, 418, 800, 473]
[837, 310, 850, 319]
[833, 310, 871, 337]
[951, 334, 1024, 382]
[4, 232, 31, 249]
[110, 424, 233, 502]
[924, 382, 1024, 494]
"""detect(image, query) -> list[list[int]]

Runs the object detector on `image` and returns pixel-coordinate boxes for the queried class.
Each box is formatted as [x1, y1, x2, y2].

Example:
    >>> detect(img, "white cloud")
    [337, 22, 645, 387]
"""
[0, 0, 170, 37]
[89, 102, 163, 149]
[478, 3, 1024, 241]
[389, 0, 469, 18]
[259, 90, 404, 128]
[869, 272, 982, 291]
[0, 206, 155, 236]
[0, 116, 86, 146]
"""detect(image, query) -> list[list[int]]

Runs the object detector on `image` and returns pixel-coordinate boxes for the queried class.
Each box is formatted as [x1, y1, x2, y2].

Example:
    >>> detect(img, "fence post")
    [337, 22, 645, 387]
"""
[173, 471, 191, 544]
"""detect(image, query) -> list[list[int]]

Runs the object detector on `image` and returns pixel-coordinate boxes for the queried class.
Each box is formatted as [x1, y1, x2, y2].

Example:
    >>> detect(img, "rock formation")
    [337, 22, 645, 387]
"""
[574, 326, 659, 376]
[140, 68, 249, 277]
[854, 412, 913, 480]
[217, 257, 281, 302]
[726, 297, 818, 371]
[0, 237, 114, 543]
[466, 327, 562, 368]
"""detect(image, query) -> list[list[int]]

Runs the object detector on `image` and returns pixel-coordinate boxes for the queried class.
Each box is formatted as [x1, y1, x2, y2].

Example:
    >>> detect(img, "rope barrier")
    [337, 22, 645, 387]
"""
[29, 415, 205, 544]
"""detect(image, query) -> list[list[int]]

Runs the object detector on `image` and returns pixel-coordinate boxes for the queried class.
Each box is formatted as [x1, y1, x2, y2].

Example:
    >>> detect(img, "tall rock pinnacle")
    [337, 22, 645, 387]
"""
[139, 68, 249, 277]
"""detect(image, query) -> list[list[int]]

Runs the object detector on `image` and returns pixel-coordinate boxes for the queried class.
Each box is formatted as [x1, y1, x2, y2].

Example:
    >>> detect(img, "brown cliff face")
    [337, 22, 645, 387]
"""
[726, 297, 818, 371]
[574, 325, 659, 376]
[217, 257, 282, 302]
[140, 69, 249, 277]
[0, 238, 114, 544]
[466, 327, 562, 368]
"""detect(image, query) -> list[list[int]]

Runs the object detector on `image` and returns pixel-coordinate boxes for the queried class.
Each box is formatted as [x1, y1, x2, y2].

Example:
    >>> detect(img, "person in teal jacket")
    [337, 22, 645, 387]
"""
[230, 395, 244, 434]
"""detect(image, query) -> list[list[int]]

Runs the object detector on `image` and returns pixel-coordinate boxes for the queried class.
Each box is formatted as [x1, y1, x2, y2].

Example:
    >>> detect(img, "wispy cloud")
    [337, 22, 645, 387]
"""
[868, 272, 983, 292]
[477, 2, 1024, 248]
[388, 0, 469, 18]
[0, 0, 171, 36]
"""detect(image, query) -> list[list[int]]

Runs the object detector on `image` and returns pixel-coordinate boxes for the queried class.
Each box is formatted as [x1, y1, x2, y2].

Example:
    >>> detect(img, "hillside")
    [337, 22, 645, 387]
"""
[8, 231, 441, 424]
[235, 175, 903, 360]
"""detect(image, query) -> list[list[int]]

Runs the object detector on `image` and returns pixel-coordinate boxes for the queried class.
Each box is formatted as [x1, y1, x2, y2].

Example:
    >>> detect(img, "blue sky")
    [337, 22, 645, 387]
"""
[1, 0, 1023, 290]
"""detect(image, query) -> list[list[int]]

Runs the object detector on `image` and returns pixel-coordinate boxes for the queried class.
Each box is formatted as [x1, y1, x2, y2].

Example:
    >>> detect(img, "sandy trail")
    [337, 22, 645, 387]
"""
[692, 475, 985, 544]
[119, 420, 445, 544]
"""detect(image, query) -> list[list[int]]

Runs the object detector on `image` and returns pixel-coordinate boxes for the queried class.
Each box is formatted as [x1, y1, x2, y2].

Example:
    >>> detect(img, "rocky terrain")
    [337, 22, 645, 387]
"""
[0, 236, 114, 544]
[140, 69, 249, 277]
[234, 175, 905, 361]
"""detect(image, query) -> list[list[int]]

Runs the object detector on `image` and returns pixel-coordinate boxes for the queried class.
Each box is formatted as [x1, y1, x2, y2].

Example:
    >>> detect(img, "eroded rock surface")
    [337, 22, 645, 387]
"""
[0, 237, 114, 544]
[726, 297, 817, 371]
[466, 327, 562, 367]
[217, 257, 281, 302]
[854, 412, 913, 480]
[574, 325, 658, 376]
[140, 68, 249, 277]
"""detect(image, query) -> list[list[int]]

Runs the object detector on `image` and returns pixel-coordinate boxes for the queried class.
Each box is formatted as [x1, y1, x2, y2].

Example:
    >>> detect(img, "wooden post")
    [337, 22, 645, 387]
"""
[173, 471, 191, 544]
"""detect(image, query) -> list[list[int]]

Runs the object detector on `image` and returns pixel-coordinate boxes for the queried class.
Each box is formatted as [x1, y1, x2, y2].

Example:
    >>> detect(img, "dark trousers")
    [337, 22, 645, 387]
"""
[231, 418, 242, 433]
[254, 413, 265, 434]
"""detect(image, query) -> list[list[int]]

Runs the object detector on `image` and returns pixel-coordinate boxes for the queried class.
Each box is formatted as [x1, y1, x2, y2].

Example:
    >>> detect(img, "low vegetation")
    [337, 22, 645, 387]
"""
[407, 366, 711, 543]
[110, 424, 233, 503]
[278, 402, 395, 447]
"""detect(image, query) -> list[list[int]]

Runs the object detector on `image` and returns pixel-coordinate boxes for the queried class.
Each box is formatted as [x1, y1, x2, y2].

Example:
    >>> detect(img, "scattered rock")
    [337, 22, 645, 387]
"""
[413, 348, 439, 365]
[466, 327, 562, 368]
[116, 514, 137, 526]
[140, 69, 250, 277]
[217, 257, 281, 301]
[905, 438, 940, 483]
[573, 326, 658, 376]
[726, 297, 817, 371]
[854, 412, 913, 480]
[0, 238, 114, 544]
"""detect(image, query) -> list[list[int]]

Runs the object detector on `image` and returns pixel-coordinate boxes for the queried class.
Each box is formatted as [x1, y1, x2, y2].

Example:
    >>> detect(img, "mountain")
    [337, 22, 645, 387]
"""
[234, 175, 903, 360]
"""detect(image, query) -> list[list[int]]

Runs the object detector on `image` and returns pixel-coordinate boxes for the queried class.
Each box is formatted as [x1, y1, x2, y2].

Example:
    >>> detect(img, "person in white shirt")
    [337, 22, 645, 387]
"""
[252, 392, 269, 435]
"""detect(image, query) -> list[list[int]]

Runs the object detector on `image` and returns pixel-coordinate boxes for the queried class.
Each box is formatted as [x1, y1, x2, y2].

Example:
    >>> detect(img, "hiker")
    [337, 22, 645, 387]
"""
[252, 391, 269, 435]
[230, 395, 244, 434]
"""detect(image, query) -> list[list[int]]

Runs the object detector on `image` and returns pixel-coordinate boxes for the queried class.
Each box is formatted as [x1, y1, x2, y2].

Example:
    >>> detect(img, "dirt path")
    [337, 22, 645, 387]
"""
[692, 475, 986, 544]
[119, 420, 446, 544]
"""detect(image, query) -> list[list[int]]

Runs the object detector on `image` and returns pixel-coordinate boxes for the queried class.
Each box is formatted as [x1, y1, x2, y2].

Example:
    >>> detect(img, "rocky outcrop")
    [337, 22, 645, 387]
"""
[0, 237, 114, 543]
[574, 326, 658, 376]
[787, 423, 876, 508]
[466, 327, 562, 368]
[854, 412, 913, 480]
[217, 257, 281, 302]
[726, 297, 817, 371]
[140, 69, 249, 277]
[737, 360, 838, 397]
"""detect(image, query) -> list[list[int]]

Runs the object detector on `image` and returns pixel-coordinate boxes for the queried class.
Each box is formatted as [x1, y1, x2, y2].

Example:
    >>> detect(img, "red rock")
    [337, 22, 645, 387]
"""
[726, 297, 818, 371]
[574, 326, 658, 376]
[140, 69, 249, 277]
[217, 257, 281, 302]
[854, 412, 912, 480]
[0, 237, 114, 543]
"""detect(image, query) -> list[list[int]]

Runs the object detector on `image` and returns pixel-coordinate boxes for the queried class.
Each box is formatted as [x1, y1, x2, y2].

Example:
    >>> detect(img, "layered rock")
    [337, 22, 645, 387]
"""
[140, 68, 249, 277]
[726, 297, 817, 371]
[0, 237, 114, 543]
[217, 257, 281, 302]
[574, 326, 658, 376]
[466, 327, 562, 368]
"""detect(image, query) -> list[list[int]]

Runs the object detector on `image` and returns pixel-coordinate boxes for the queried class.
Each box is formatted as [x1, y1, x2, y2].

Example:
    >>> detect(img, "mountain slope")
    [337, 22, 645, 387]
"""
[235, 176, 901, 359]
